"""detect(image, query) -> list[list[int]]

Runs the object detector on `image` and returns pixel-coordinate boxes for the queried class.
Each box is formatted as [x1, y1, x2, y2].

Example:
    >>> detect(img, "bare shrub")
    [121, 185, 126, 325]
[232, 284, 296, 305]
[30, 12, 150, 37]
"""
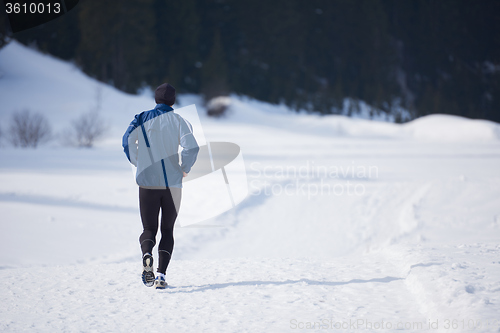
[8, 110, 52, 148]
[66, 111, 108, 148]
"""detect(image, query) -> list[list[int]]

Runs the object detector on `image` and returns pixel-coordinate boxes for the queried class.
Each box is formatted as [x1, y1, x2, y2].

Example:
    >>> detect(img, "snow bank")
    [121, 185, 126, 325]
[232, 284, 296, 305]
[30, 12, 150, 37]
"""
[0, 41, 153, 145]
[404, 114, 500, 142]
[226, 96, 500, 142]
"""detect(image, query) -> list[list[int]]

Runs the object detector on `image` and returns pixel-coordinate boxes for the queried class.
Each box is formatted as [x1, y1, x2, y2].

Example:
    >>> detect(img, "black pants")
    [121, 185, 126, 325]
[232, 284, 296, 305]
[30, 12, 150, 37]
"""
[139, 187, 181, 274]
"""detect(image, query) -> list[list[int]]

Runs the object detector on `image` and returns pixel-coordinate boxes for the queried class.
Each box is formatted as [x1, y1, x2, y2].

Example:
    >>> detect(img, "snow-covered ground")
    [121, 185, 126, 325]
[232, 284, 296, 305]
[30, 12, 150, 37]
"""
[1, 41, 500, 332]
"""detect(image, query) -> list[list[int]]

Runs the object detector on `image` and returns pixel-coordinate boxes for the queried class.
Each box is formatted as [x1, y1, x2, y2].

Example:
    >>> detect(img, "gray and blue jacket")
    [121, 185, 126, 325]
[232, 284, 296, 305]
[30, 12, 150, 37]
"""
[122, 104, 199, 188]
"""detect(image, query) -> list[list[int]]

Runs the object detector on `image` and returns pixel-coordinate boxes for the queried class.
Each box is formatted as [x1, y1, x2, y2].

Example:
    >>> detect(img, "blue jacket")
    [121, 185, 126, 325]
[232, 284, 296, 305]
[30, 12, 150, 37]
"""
[122, 104, 199, 188]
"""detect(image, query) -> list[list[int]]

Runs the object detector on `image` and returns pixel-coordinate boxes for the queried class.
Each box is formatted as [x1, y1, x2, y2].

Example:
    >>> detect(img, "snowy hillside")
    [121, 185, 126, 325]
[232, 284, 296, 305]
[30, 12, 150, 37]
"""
[1, 41, 500, 332]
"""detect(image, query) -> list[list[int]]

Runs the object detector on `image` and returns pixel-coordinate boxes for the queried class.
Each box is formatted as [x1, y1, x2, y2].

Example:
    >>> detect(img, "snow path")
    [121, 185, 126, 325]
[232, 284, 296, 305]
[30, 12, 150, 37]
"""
[1, 138, 499, 332]
[1, 140, 499, 332]
[0, 257, 426, 332]
[2, 246, 498, 332]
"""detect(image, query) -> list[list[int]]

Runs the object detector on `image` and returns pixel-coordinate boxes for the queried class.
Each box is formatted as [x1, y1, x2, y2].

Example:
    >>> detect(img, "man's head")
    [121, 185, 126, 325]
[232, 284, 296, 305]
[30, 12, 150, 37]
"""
[155, 83, 176, 106]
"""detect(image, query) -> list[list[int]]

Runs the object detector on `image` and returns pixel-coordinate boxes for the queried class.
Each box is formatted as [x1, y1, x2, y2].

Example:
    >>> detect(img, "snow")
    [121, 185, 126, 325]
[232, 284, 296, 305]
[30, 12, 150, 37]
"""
[1, 40, 500, 332]
[404, 114, 500, 143]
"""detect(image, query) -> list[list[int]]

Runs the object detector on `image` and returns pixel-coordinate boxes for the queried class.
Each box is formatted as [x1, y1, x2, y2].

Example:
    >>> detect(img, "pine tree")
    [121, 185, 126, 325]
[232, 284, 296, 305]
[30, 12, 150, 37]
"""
[77, 0, 156, 92]
[154, 0, 201, 91]
[0, 2, 12, 49]
[201, 29, 228, 100]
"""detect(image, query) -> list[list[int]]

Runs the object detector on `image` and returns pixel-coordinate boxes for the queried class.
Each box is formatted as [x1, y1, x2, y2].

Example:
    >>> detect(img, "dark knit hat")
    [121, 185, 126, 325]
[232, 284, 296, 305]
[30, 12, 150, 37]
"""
[155, 83, 176, 105]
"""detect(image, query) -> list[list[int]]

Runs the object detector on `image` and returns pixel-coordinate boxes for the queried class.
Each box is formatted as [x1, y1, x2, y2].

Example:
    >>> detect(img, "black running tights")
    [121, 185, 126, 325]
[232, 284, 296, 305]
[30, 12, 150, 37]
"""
[139, 187, 181, 274]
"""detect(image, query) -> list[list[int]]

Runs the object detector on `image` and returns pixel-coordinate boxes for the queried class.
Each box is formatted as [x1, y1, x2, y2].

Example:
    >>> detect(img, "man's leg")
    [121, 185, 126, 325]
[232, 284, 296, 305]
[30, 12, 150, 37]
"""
[157, 187, 182, 275]
[139, 187, 161, 255]
[139, 188, 163, 287]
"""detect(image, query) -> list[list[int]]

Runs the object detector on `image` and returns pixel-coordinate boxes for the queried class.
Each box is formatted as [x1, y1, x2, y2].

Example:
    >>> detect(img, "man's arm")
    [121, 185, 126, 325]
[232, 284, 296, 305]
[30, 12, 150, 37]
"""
[179, 118, 199, 173]
[122, 115, 140, 166]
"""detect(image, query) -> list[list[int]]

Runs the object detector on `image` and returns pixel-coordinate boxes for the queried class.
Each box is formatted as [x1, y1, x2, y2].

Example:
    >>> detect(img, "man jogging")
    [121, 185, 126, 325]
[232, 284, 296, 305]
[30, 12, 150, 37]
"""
[122, 83, 199, 289]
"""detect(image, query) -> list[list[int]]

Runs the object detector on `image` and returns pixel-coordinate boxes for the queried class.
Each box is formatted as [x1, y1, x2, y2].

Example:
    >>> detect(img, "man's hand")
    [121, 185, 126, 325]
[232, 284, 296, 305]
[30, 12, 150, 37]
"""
[183, 171, 188, 178]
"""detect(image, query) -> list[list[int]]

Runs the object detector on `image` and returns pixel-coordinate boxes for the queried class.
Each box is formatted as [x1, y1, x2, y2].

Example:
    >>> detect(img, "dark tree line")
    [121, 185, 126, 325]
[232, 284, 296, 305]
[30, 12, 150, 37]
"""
[1, 0, 499, 122]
